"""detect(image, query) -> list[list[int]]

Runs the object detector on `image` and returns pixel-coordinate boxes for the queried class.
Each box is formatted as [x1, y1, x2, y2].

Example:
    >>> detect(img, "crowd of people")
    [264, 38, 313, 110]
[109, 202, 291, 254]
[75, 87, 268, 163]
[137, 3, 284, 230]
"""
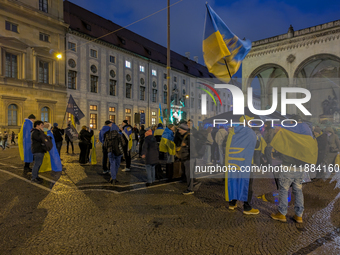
[0, 131, 16, 149]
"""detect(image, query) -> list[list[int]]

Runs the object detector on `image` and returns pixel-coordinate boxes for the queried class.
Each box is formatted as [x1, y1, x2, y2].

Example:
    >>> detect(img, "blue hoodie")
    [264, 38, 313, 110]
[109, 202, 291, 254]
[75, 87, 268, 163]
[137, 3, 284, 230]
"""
[110, 123, 119, 132]
[99, 125, 111, 143]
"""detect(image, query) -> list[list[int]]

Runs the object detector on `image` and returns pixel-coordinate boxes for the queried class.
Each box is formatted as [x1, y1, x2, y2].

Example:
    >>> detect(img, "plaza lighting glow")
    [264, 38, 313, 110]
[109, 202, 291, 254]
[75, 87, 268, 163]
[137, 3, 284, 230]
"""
[56, 53, 62, 59]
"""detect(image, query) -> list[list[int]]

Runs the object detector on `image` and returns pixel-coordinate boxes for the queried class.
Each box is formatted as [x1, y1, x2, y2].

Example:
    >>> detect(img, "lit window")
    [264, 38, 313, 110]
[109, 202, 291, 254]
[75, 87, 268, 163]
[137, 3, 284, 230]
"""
[152, 89, 157, 102]
[140, 86, 145, 101]
[41, 107, 49, 122]
[5, 21, 18, 33]
[151, 111, 156, 116]
[68, 42, 76, 52]
[90, 75, 98, 93]
[125, 109, 131, 114]
[152, 69, 157, 76]
[125, 116, 131, 124]
[126, 83, 132, 98]
[110, 80, 116, 96]
[39, 33, 49, 42]
[5, 53, 17, 78]
[8, 104, 18, 126]
[39, 0, 48, 13]
[109, 107, 115, 112]
[90, 49, 97, 58]
[139, 65, 145, 72]
[90, 105, 97, 111]
[90, 113, 97, 129]
[152, 118, 156, 125]
[38, 60, 48, 83]
[110, 55, 115, 63]
[125, 60, 131, 68]
[68, 70, 77, 89]
[109, 115, 115, 123]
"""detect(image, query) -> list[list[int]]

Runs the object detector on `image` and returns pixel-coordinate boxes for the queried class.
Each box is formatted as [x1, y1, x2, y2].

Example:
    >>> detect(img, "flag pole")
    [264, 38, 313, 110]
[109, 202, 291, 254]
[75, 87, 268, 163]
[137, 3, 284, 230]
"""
[166, 0, 171, 125]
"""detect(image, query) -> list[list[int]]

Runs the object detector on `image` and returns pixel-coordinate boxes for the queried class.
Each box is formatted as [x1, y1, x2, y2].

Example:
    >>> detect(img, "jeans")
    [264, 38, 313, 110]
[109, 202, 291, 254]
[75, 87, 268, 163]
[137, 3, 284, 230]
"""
[32, 153, 45, 180]
[139, 140, 144, 156]
[203, 145, 212, 163]
[132, 140, 138, 153]
[184, 158, 196, 191]
[146, 164, 156, 183]
[56, 141, 62, 157]
[278, 171, 304, 216]
[108, 153, 122, 180]
[265, 146, 273, 166]
[218, 145, 224, 165]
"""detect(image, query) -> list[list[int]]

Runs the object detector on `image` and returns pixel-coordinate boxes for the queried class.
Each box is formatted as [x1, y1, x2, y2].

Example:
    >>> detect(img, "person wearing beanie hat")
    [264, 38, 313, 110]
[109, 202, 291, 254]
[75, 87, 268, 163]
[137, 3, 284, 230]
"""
[99, 120, 113, 174]
[52, 122, 64, 157]
[121, 120, 133, 171]
[18, 114, 36, 172]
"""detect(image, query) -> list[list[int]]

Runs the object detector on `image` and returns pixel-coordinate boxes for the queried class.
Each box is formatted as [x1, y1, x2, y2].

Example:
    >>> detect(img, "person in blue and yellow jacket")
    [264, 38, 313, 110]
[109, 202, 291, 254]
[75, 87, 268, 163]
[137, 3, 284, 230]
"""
[121, 120, 132, 172]
[18, 114, 36, 172]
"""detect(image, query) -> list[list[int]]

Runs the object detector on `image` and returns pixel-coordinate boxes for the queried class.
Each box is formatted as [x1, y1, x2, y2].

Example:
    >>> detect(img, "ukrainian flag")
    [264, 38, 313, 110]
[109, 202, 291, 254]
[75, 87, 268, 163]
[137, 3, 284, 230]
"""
[40, 130, 62, 172]
[158, 103, 163, 124]
[159, 127, 176, 155]
[203, 4, 252, 82]
[90, 134, 97, 165]
[225, 126, 257, 202]
[18, 119, 34, 163]
[270, 123, 317, 165]
[123, 126, 133, 151]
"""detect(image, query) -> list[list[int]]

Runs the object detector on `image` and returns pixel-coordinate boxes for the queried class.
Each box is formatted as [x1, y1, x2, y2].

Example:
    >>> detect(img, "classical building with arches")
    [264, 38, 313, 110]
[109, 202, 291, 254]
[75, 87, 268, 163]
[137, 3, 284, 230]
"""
[242, 20, 340, 122]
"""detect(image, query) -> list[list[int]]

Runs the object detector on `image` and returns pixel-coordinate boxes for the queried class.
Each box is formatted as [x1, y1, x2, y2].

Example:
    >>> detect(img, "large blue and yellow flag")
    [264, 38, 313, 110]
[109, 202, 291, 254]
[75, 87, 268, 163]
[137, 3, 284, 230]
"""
[203, 4, 252, 82]
[159, 127, 176, 155]
[271, 123, 317, 165]
[40, 130, 62, 172]
[89, 134, 97, 165]
[225, 126, 256, 202]
[158, 103, 163, 124]
[18, 119, 34, 163]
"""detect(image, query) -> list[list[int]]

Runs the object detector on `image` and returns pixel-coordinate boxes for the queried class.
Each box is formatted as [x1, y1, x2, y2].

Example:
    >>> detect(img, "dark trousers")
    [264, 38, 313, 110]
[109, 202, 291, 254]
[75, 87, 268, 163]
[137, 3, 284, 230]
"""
[56, 141, 62, 157]
[265, 146, 273, 166]
[184, 159, 196, 191]
[11, 138, 15, 145]
[66, 140, 74, 153]
[102, 147, 110, 170]
[79, 142, 90, 164]
[123, 145, 131, 168]
[32, 153, 44, 180]
[139, 140, 144, 156]
[253, 150, 261, 166]
[229, 174, 254, 211]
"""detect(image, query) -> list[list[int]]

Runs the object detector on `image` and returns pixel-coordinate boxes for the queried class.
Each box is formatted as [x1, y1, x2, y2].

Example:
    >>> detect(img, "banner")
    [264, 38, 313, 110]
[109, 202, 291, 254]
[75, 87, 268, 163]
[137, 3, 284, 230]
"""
[66, 95, 85, 125]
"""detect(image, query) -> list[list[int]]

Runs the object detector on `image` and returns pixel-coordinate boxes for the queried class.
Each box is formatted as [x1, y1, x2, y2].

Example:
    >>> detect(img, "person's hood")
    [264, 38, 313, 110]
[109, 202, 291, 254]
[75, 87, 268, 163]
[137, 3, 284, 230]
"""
[145, 129, 153, 137]
[100, 125, 111, 133]
[110, 123, 119, 132]
[325, 126, 335, 135]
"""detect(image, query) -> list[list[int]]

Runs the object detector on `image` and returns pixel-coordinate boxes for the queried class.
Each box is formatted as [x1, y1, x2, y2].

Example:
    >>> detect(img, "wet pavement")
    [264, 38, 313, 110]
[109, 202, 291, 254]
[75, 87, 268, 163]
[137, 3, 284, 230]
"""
[0, 143, 340, 254]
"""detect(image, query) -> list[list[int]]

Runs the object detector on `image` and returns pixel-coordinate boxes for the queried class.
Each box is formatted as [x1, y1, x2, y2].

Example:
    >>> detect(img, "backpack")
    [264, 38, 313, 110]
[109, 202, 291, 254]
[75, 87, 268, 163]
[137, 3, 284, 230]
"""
[41, 134, 53, 152]
[104, 131, 124, 156]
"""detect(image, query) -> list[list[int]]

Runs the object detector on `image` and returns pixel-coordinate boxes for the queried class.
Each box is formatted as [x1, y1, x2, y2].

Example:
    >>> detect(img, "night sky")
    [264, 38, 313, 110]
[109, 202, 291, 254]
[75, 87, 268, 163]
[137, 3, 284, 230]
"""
[67, 0, 340, 67]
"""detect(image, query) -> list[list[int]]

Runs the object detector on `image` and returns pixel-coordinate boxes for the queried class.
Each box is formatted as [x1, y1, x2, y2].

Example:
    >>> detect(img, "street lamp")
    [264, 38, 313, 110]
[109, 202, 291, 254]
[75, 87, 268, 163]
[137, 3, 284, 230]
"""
[185, 94, 189, 99]
[49, 49, 62, 60]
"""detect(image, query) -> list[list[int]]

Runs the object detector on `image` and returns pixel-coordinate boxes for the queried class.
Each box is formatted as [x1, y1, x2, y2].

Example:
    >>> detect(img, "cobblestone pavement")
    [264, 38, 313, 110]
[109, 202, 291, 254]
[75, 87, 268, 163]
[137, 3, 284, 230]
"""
[0, 144, 340, 255]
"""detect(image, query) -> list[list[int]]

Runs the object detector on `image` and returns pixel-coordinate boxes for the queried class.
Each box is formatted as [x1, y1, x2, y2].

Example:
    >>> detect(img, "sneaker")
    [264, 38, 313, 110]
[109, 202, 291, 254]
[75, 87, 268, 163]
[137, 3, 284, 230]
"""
[228, 204, 237, 210]
[102, 170, 110, 174]
[271, 212, 287, 222]
[182, 190, 194, 195]
[293, 215, 303, 223]
[146, 183, 152, 187]
[36, 177, 43, 182]
[24, 167, 32, 172]
[31, 178, 43, 184]
[122, 168, 130, 172]
[243, 208, 260, 215]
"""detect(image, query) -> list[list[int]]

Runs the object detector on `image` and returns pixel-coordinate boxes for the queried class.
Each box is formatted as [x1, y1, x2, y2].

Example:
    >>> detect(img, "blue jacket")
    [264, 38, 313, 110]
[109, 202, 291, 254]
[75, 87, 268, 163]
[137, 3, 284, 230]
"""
[99, 125, 111, 143]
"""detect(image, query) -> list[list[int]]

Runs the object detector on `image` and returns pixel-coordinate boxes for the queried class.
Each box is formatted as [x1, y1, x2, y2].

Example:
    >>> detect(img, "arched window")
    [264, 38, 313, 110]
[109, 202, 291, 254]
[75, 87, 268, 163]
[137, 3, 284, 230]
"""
[41, 107, 49, 122]
[8, 104, 18, 126]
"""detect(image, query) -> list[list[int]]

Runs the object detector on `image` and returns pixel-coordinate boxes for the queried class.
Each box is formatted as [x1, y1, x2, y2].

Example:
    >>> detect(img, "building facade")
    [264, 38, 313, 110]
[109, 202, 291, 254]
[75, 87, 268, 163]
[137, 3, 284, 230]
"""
[64, 2, 231, 133]
[0, 0, 68, 133]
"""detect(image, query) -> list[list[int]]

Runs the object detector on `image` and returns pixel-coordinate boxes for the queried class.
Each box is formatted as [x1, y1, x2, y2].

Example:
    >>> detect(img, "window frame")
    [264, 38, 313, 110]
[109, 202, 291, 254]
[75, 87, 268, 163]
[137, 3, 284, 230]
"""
[163, 91, 167, 104]
[39, 32, 49, 42]
[152, 69, 157, 76]
[139, 65, 145, 72]
[5, 52, 18, 79]
[8, 104, 18, 126]
[152, 89, 157, 103]
[109, 79, 116, 96]
[90, 105, 97, 111]
[68, 42, 76, 52]
[68, 70, 77, 89]
[39, 0, 48, 13]
[90, 49, 97, 58]
[90, 113, 97, 129]
[126, 83, 132, 99]
[125, 60, 131, 68]
[90, 75, 98, 93]
[5, 21, 18, 33]
[41, 107, 49, 122]
[38, 60, 49, 84]
[139, 86, 145, 101]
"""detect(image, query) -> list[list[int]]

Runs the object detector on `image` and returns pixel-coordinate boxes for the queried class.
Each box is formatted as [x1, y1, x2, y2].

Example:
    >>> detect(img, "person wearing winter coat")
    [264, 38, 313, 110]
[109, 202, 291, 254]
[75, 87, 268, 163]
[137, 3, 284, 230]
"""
[138, 125, 146, 157]
[132, 125, 139, 154]
[78, 126, 94, 164]
[141, 128, 159, 186]
[215, 126, 228, 165]
[99, 120, 113, 174]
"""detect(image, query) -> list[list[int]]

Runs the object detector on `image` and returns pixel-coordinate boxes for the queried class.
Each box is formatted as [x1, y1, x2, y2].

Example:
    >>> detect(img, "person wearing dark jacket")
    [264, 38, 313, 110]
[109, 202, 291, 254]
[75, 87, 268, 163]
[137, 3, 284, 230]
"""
[52, 123, 64, 157]
[99, 120, 112, 174]
[11, 131, 16, 145]
[141, 128, 159, 186]
[178, 123, 200, 195]
[79, 126, 94, 164]
[65, 124, 74, 154]
[138, 125, 146, 157]
[31, 120, 46, 184]
[121, 120, 132, 171]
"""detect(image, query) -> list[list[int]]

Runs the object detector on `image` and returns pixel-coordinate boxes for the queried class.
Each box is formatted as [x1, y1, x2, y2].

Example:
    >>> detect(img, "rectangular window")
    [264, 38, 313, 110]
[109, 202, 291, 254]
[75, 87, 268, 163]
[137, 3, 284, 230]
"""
[164, 73, 167, 79]
[38, 60, 48, 83]
[109, 79, 116, 96]
[109, 115, 115, 123]
[140, 86, 145, 100]
[5, 21, 18, 32]
[68, 70, 77, 89]
[152, 69, 157, 76]
[198, 99, 201, 109]
[191, 98, 194, 108]
[5, 53, 17, 78]
[126, 83, 132, 98]
[152, 118, 156, 125]
[125, 116, 131, 125]
[39, 0, 48, 13]
[90, 105, 97, 111]
[39, 33, 49, 42]
[163, 91, 167, 104]
[139, 65, 145, 72]
[90, 75, 98, 93]
[126, 108, 131, 114]
[125, 60, 131, 68]
[110, 55, 115, 63]
[152, 111, 156, 116]
[90, 113, 97, 129]
[183, 79, 185, 84]
[174, 76, 177, 82]
[90, 49, 97, 58]
[173, 94, 178, 105]
[109, 107, 115, 112]
[152, 89, 157, 102]
[68, 42, 76, 52]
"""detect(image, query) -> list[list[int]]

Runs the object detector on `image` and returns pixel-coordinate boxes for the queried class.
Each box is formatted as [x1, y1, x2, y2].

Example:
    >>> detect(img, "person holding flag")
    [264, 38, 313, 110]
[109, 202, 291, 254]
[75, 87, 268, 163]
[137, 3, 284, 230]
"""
[121, 120, 133, 172]
[18, 114, 36, 173]
[159, 124, 176, 175]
